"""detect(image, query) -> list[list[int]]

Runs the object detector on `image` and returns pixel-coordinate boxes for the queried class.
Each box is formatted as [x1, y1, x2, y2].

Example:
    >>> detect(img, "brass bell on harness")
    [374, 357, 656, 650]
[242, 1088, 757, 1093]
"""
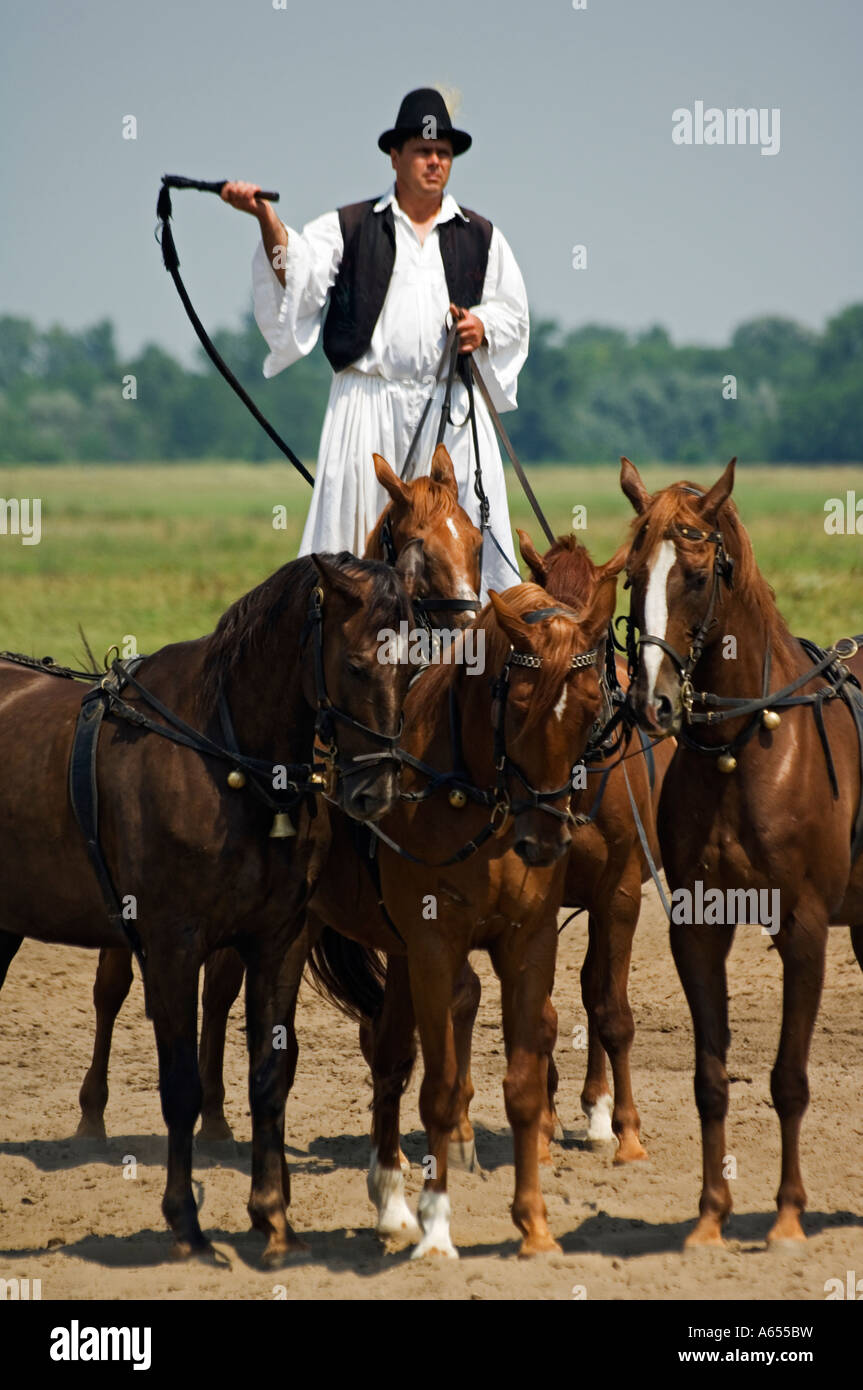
[717, 752, 737, 774]
[762, 709, 781, 730]
[269, 811, 296, 839]
[448, 788, 467, 809]
[227, 768, 246, 789]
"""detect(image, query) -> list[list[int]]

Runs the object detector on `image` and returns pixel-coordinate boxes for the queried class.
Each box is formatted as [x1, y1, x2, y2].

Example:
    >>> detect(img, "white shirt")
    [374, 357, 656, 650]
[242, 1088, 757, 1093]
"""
[252, 185, 529, 412]
[250, 184, 529, 595]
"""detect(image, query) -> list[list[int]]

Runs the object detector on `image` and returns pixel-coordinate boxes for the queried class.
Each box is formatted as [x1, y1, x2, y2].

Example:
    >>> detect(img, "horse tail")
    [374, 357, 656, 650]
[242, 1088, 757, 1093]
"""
[306, 925, 386, 1026]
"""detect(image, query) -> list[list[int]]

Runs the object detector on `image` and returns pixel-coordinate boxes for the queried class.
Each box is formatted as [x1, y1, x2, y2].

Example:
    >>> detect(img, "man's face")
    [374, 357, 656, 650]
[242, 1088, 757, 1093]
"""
[390, 137, 454, 199]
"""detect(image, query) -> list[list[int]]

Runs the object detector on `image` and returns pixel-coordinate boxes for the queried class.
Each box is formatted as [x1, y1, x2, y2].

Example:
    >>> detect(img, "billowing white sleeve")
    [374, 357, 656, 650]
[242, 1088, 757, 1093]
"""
[251, 210, 343, 378]
[469, 226, 530, 413]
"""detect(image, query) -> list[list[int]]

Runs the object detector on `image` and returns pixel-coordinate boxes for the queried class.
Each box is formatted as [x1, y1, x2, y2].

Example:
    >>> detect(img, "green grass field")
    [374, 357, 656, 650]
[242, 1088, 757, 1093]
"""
[0, 462, 860, 665]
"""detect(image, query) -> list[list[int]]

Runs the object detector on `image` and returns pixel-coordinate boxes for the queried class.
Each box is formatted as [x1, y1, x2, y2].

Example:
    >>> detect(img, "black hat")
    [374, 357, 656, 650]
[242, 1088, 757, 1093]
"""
[378, 88, 472, 157]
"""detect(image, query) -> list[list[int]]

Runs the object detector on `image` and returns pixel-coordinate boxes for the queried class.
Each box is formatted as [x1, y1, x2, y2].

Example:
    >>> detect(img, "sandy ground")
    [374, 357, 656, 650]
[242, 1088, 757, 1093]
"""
[1, 883, 862, 1302]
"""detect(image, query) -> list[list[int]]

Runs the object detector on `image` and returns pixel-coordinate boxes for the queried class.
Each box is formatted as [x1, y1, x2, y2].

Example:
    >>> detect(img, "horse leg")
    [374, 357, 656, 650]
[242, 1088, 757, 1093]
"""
[767, 911, 828, 1244]
[0, 930, 22, 990]
[367, 953, 421, 1241]
[409, 939, 462, 1259]
[358, 979, 410, 1177]
[198, 947, 245, 1142]
[76, 947, 134, 1139]
[449, 960, 481, 1170]
[580, 914, 614, 1143]
[242, 930, 308, 1265]
[593, 878, 647, 1162]
[537, 994, 559, 1165]
[146, 946, 212, 1259]
[492, 924, 560, 1256]
[670, 920, 735, 1247]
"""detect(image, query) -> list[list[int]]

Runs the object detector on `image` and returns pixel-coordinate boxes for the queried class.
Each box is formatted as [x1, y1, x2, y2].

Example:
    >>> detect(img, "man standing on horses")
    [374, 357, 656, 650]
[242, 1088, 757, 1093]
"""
[222, 88, 529, 596]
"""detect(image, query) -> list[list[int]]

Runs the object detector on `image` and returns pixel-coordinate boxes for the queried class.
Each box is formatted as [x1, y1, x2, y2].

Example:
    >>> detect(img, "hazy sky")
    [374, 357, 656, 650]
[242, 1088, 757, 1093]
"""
[2, 0, 860, 363]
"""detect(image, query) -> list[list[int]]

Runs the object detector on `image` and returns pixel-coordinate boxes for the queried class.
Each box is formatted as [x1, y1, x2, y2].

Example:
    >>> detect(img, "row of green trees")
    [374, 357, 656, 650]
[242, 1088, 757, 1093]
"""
[1, 305, 861, 464]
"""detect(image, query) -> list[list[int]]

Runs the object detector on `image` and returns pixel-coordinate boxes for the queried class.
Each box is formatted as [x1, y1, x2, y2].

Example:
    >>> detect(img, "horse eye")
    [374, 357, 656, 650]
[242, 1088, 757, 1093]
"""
[687, 570, 708, 591]
[346, 657, 366, 677]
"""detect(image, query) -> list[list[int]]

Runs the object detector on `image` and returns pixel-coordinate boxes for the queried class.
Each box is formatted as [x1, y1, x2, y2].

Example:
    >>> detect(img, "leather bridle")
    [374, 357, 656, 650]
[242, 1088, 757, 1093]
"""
[377, 511, 482, 632]
[370, 605, 600, 867]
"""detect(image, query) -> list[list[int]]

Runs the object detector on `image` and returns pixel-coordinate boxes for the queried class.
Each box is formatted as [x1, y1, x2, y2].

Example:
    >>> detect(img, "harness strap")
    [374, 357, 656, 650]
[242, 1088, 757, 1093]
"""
[621, 760, 672, 921]
[69, 662, 148, 975]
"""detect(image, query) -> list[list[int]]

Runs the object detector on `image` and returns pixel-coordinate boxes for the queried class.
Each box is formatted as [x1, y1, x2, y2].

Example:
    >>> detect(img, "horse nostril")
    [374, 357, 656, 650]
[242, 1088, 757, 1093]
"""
[656, 695, 673, 723]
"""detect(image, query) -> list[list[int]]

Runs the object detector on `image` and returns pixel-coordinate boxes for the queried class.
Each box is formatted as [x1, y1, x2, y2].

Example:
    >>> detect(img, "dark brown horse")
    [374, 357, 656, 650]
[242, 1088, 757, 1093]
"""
[75, 445, 484, 1152]
[310, 578, 618, 1255]
[0, 552, 413, 1263]
[620, 456, 863, 1245]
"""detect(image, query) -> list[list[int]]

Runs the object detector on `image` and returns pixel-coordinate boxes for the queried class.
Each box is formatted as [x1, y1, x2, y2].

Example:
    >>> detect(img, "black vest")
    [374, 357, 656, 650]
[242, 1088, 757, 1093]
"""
[322, 197, 493, 373]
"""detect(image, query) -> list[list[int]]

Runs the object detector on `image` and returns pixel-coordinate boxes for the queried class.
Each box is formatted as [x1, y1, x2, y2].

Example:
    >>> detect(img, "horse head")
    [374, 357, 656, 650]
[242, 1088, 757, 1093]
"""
[484, 578, 618, 867]
[620, 455, 738, 734]
[367, 445, 482, 628]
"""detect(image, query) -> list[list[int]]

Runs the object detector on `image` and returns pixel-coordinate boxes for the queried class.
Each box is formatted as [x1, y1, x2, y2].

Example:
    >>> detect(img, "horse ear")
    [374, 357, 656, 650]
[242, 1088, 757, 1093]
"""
[373, 453, 412, 507]
[596, 542, 628, 582]
[311, 554, 363, 608]
[699, 458, 736, 524]
[581, 573, 618, 647]
[488, 590, 532, 646]
[516, 528, 547, 584]
[620, 456, 650, 515]
[394, 537, 425, 599]
[429, 444, 458, 495]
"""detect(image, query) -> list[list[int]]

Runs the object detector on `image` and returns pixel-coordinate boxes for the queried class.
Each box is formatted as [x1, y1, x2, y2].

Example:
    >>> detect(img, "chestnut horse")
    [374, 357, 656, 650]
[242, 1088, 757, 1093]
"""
[309, 578, 618, 1255]
[620, 456, 863, 1245]
[0, 552, 413, 1263]
[74, 445, 484, 1150]
[338, 531, 674, 1183]
[516, 530, 675, 1158]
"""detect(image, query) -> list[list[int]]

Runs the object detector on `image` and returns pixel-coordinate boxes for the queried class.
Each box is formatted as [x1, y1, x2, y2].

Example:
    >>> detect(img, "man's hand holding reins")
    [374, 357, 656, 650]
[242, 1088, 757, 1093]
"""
[450, 303, 487, 354]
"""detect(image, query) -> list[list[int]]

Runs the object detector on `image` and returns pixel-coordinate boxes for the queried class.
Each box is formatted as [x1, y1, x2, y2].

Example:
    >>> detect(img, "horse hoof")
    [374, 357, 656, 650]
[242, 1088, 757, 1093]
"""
[411, 1234, 459, 1260]
[74, 1118, 107, 1142]
[261, 1236, 309, 1268]
[683, 1222, 726, 1250]
[583, 1094, 614, 1144]
[171, 1237, 229, 1267]
[767, 1218, 806, 1250]
[377, 1213, 422, 1244]
[448, 1137, 479, 1172]
[518, 1235, 562, 1258]
[197, 1119, 235, 1143]
[613, 1139, 648, 1164]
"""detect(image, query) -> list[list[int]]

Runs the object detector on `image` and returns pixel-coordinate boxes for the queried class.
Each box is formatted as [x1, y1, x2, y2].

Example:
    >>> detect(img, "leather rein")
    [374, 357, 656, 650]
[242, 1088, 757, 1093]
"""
[367, 605, 600, 869]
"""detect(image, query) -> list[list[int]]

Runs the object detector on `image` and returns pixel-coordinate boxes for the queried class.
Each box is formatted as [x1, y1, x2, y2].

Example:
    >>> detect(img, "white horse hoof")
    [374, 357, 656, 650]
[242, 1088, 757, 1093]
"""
[411, 1190, 458, 1259]
[368, 1149, 421, 1242]
[583, 1093, 615, 1144]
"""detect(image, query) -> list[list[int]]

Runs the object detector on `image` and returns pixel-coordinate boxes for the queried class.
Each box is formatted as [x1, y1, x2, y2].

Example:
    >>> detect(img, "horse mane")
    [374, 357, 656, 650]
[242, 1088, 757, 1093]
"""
[626, 481, 791, 643]
[540, 535, 598, 611]
[415, 581, 584, 733]
[366, 475, 460, 554]
[197, 552, 410, 719]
